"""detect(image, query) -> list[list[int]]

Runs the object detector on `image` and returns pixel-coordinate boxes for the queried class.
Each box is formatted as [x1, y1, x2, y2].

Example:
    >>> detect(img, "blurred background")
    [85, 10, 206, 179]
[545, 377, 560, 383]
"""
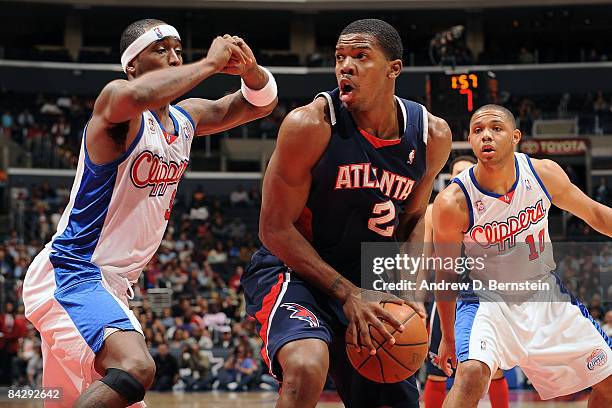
[0, 0, 610, 405]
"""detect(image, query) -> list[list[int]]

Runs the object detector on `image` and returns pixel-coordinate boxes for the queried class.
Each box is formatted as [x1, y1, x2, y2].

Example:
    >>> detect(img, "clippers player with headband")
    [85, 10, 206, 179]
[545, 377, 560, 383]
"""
[433, 104, 612, 407]
[243, 19, 451, 407]
[23, 19, 276, 407]
[422, 155, 509, 408]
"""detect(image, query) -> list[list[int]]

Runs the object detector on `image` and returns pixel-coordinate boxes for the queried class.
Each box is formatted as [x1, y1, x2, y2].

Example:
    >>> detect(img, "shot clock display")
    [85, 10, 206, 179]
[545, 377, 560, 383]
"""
[427, 71, 498, 117]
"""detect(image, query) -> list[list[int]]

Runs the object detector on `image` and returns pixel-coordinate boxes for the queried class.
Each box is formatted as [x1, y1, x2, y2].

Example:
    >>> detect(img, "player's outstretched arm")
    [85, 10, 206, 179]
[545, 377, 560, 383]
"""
[432, 183, 468, 376]
[259, 98, 408, 355]
[178, 36, 277, 136]
[398, 113, 452, 242]
[533, 158, 612, 237]
[87, 36, 248, 165]
[94, 36, 245, 126]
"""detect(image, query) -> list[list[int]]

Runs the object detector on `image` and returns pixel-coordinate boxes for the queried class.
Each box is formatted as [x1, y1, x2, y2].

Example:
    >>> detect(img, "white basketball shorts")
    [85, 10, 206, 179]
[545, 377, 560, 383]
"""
[455, 273, 612, 400]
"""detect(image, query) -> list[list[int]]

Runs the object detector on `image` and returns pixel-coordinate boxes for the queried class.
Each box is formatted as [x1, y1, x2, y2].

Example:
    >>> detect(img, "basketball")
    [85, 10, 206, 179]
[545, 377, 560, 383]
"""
[345, 302, 428, 383]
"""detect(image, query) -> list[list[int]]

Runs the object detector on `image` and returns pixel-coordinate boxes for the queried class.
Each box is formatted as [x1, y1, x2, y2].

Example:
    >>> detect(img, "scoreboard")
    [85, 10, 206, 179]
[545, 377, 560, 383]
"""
[427, 71, 498, 117]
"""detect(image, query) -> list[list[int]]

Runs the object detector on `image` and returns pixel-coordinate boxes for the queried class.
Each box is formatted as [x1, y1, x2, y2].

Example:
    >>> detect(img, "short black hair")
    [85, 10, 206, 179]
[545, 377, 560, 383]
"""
[471, 104, 517, 129]
[339, 19, 403, 61]
[120, 18, 166, 56]
[450, 155, 477, 172]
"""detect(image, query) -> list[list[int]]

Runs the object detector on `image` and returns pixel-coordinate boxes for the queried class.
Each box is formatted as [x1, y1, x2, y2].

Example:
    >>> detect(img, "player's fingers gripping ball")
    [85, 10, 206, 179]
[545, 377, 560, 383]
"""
[345, 302, 428, 383]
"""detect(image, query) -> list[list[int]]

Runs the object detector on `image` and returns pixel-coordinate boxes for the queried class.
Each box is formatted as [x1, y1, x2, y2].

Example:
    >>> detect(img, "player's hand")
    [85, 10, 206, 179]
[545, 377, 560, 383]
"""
[220, 35, 257, 76]
[205, 36, 249, 73]
[343, 290, 406, 356]
[438, 334, 457, 376]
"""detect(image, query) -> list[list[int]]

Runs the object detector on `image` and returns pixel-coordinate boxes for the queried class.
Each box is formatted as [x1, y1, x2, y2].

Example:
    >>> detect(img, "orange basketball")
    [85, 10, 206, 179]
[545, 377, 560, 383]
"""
[345, 302, 428, 383]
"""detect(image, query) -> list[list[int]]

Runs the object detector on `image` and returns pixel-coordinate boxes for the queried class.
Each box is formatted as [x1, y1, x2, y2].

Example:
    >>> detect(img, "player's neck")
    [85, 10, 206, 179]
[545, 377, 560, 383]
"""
[473, 156, 517, 195]
[351, 97, 400, 140]
[153, 105, 173, 132]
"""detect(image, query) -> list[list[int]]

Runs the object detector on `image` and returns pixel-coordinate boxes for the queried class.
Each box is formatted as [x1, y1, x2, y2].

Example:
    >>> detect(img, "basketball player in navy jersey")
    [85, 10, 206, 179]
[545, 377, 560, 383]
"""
[243, 19, 451, 407]
[434, 105, 612, 407]
[422, 155, 509, 408]
[23, 19, 276, 407]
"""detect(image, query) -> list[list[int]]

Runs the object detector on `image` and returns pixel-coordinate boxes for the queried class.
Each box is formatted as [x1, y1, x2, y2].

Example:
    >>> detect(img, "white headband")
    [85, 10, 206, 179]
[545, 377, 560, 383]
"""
[121, 24, 181, 73]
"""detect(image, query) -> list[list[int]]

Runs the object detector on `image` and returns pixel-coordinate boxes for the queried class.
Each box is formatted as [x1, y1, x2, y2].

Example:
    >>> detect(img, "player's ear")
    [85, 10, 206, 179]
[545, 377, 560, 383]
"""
[512, 128, 522, 145]
[126, 60, 137, 79]
[388, 59, 402, 79]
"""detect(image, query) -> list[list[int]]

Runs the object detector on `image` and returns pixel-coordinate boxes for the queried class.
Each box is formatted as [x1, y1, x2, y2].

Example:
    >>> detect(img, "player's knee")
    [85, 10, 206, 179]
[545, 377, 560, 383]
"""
[115, 353, 156, 389]
[100, 368, 148, 404]
[454, 362, 490, 397]
[282, 353, 327, 385]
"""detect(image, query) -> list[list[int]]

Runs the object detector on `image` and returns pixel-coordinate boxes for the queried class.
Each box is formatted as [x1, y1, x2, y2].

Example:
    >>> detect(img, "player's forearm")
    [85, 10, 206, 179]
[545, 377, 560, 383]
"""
[260, 224, 359, 303]
[123, 59, 219, 113]
[586, 203, 612, 237]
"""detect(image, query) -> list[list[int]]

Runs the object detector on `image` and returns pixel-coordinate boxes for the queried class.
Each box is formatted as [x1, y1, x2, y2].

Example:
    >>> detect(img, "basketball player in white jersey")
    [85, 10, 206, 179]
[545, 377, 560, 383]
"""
[22, 19, 277, 407]
[433, 104, 612, 407]
[422, 155, 509, 408]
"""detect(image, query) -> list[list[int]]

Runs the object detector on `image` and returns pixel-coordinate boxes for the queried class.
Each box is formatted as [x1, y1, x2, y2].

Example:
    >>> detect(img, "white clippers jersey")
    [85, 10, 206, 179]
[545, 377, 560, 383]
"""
[44, 105, 194, 291]
[453, 153, 556, 286]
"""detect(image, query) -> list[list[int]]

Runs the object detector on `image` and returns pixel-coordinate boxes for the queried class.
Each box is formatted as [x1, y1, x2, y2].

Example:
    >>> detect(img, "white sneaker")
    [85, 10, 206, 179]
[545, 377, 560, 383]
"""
[227, 381, 238, 391]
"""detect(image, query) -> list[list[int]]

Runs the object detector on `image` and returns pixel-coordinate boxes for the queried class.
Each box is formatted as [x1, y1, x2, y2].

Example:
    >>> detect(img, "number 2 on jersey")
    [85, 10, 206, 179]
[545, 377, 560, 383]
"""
[368, 200, 395, 237]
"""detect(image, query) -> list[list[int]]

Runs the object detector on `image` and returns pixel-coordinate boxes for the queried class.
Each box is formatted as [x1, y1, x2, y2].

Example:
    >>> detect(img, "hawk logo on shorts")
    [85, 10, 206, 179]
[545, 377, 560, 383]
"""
[586, 349, 607, 370]
[280, 303, 320, 328]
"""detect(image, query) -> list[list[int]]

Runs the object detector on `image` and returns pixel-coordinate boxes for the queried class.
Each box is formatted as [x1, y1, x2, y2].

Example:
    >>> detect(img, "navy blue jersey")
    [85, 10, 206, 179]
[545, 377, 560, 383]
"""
[294, 88, 429, 285]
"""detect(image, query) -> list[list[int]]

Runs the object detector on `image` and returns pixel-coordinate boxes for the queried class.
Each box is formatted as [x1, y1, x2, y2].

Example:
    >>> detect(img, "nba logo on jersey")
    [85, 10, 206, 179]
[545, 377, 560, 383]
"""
[408, 149, 416, 164]
[154, 27, 163, 39]
[525, 179, 532, 191]
[475, 200, 486, 213]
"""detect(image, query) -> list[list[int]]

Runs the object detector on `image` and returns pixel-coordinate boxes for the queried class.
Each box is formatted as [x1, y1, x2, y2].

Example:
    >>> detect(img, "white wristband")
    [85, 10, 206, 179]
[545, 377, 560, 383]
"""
[240, 66, 277, 107]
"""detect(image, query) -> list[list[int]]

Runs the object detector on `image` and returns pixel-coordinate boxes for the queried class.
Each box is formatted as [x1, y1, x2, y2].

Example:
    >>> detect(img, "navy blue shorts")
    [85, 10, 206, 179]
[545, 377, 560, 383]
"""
[426, 301, 451, 378]
[243, 247, 420, 408]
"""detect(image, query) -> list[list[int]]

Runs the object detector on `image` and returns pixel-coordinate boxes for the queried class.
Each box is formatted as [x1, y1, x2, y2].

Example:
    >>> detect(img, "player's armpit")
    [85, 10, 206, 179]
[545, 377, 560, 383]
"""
[177, 91, 276, 137]
[534, 158, 612, 237]
[398, 113, 451, 240]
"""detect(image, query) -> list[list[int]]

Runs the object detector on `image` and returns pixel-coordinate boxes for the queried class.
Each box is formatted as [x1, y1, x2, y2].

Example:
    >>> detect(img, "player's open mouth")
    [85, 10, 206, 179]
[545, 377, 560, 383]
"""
[339, 79, 356, 102]
[481, 145, 495, 156]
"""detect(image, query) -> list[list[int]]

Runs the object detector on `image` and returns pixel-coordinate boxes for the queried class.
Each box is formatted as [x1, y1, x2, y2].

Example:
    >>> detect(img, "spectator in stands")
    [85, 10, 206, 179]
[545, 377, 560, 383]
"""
[13, 325, 39, 386]
[17, 109, 35, 128]
[0, 302, 28, 385]
[50, 115, 71, 147]
[26, 346, 43, 387]
[208, 242, 228, 265]
[178, 343, 213, 391]
[216, 344, 259, 391]
[603, 310, 612, 337]
[1, 110, 13, 137]
[210, 213, 229, 239]
[593, 91, 609, 114]
[152, 343, 179, 391]
[518, 47, 535, 64]
[228, 217, 247, 240]
[596, 178, 610, 205]
[189, 196, 210, 221]
[230, 185, 251, 206]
